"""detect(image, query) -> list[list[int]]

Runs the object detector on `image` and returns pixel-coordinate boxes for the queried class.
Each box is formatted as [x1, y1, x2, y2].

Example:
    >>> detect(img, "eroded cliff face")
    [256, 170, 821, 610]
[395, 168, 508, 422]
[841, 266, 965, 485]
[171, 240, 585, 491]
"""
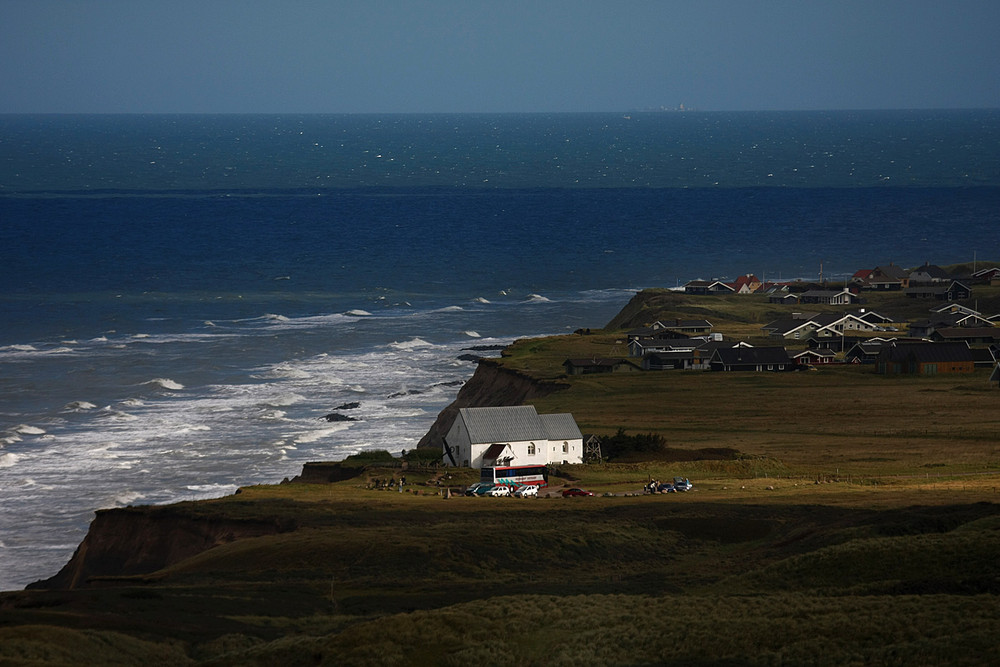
[416, 358, 568, 448]
[30, 505, 295, 589]
[32, 360, 563, 590]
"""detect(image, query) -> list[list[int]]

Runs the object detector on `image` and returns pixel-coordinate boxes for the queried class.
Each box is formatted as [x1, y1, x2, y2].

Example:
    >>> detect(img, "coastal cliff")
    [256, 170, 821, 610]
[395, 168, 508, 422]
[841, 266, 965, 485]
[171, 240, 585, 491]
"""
[29, 358, 566, 590]
[416, 357, 568, 448]
[29, 505, 296, 589]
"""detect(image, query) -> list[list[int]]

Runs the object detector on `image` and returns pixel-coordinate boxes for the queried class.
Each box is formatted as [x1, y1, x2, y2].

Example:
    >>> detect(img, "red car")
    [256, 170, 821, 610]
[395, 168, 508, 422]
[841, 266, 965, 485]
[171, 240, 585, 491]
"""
[561, 487, 594, 497]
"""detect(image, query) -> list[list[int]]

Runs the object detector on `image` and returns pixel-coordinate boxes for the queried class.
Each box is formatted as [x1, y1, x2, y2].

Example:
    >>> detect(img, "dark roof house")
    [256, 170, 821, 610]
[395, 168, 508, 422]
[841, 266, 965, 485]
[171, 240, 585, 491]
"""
[876, 342, 975, 375]
[709, 346, 792, 372]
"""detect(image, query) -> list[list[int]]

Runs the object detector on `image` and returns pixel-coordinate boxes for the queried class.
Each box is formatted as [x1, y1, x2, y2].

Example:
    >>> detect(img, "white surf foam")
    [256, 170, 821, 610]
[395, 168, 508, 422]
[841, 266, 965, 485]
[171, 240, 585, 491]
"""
[389, 337, 435, 351]
[462, 331, 482, 338]
[145, 378, 185, 390]
[292, 423, 352, 444]
[64, 401, 98, 411]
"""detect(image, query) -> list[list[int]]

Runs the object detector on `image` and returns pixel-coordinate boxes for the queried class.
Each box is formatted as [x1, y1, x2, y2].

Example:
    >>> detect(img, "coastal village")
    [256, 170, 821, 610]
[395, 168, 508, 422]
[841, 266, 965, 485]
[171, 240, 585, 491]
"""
[443, 261, 1000, 475]
[573, 261, 1000, 376]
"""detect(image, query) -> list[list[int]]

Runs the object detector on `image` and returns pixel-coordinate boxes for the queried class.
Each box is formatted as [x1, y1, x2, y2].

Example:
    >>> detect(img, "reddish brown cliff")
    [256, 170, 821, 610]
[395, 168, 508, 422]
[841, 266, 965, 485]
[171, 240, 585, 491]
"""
[416, 358, 568, 448]
[30, 505, 295, 589]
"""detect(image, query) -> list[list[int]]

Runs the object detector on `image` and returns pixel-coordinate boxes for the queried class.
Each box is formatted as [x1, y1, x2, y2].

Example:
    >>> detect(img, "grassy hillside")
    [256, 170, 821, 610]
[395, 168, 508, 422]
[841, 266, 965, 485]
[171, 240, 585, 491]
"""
[2, 286, 1000, 665]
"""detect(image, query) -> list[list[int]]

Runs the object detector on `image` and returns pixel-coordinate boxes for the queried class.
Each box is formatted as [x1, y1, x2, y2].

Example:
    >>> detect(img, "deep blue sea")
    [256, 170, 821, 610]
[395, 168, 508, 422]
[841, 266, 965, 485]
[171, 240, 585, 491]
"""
[2, 110, 999, 589]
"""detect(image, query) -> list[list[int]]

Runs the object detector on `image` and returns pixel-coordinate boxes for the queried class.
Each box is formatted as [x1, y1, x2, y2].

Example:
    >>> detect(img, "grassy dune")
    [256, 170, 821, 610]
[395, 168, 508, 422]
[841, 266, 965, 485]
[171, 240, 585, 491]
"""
[2, 287, 999, 665]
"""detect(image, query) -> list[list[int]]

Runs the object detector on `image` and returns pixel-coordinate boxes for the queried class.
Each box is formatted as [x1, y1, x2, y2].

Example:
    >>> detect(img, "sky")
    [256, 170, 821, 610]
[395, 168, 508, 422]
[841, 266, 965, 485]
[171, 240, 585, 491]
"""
[1, 0, 998, 114]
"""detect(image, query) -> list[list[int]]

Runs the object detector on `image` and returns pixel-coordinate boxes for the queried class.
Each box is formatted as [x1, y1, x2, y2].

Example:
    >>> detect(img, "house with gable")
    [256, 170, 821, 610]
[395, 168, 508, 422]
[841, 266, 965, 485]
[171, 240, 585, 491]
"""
[442, 405, 583, 469]
[709, 346, 792, 372]
[850, 269, 874, 288]
[866, 263, 909, 290]
[845, 339, 890, 364]
[848, 308, 895, 327]
[729, 274, 763, 294]
[908, 262, 952, 284]
[792, 348, 837, 366]
[683, 280, 736, 295]
[928, 327, 1000, 346]
[971, 267, 1000, 284]
[797, 288, 859, 305]
[762, 312, 883, 340]
[904, 280, 972, 301]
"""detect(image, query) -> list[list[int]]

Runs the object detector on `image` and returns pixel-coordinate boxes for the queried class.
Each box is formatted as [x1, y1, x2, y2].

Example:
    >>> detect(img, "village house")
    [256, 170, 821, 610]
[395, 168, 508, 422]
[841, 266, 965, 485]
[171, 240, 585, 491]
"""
[908, 309, 993, 337]
[730, 274, 763, 294]
[769, 292, 800, 305]
[442, 406, 583, 468]
[971, 267, 1000, 284]
[845, 339, 890, 364]
[865, 263, 909, 290]
[792, 348, 838, 366]
[908, 262, 952, 284]
[847, 308, 895, 327]
[709, 346, 792, 372]
[796, 288, 860, 305]
[683, 280, 735, 295]
[928, 327, 1000, 346]
[691, 340, 754, 370]
[904, 280, 971, 301]
[850, 269, 874, 287]
[563, 358, 641, 375]
[876, 342, 975, 376]
[808, 335, 877, 354]
[762, 312, 883, 340]
[642, 350, 695, 370]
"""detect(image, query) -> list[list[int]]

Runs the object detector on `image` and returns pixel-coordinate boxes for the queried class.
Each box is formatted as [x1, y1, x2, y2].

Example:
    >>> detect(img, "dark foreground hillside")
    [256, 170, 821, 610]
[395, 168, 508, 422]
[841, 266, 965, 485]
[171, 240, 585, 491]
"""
[2, 480, 999, 665]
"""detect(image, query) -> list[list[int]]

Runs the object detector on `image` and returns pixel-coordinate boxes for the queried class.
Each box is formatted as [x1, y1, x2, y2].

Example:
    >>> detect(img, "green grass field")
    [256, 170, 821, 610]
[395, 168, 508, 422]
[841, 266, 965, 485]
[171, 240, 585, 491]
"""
[2, 286, 999, 665]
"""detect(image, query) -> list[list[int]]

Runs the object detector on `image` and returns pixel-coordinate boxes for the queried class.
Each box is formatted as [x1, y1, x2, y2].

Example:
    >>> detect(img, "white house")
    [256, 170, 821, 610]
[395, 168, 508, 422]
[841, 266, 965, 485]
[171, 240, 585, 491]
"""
[442, 405, 584, 468]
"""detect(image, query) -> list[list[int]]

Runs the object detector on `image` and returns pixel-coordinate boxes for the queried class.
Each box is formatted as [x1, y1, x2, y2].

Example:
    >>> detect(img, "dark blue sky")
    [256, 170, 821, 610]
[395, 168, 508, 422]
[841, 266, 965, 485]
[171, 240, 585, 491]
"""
[2, 1, 998, 113]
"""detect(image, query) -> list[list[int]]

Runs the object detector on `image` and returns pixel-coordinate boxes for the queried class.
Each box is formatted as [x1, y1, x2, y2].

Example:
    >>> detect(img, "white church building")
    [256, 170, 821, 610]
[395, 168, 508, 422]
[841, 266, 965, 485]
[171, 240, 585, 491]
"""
[442, 405, 584, 468]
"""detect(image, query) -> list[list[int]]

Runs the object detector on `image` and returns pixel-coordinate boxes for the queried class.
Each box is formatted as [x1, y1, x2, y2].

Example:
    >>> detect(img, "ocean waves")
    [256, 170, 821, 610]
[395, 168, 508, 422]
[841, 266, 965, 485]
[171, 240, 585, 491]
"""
[0, 287, 639, 590]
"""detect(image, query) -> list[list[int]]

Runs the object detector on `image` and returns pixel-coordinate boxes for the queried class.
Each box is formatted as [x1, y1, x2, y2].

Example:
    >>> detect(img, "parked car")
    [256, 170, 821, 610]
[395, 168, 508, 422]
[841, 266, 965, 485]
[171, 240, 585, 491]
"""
[464, 482, 492, 496]
[657, 483, 676, 493]
[487, 485, 512, 497]
[673, 477, 693, 492]
[513, 485, 538, 498]
[562, 488, 594, 497]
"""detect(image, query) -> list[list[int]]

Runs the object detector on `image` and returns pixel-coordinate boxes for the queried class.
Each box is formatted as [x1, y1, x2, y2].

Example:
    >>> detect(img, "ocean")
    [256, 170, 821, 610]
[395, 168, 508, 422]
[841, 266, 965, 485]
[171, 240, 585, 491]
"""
[2, 110, 999, 590]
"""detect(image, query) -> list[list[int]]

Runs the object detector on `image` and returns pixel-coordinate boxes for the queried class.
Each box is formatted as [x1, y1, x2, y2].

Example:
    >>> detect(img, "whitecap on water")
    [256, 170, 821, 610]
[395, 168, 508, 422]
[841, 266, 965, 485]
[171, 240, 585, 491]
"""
[433, 305, 464, 313]
[0, 453, 19, 468]
[144, 378, 185, 390]
[0, 344, 37, 352]
[474, 297, 490, 304]
[114, 491, 145, 506]
[13, 424, 46, 436]
[463, 331, 481, 338]
[345, 309, 372, 317]
[525, 293, 552, 303]
[64, 401, 98, 411]
[389, 338, 435, 351]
